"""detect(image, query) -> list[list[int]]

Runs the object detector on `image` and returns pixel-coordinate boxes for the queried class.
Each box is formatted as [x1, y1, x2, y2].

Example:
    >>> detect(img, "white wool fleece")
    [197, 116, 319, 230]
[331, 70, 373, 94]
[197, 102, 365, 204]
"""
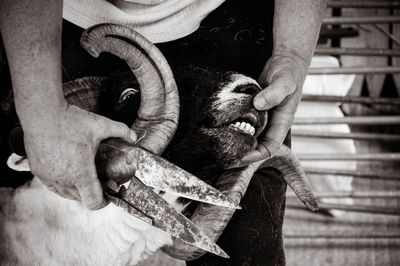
[0, 176, 173, 265]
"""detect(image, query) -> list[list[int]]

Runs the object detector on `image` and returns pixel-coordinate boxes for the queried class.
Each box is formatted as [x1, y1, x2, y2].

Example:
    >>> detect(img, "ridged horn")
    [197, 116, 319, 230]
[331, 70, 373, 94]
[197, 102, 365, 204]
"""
[261, 145, 318, 211]
[164, 145, 317, 260]
[80, 24, 179, 155]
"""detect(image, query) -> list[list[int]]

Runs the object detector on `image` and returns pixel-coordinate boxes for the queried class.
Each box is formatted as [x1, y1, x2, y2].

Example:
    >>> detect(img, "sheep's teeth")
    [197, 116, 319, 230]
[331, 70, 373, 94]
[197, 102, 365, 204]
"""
[229, 121, 255, 136]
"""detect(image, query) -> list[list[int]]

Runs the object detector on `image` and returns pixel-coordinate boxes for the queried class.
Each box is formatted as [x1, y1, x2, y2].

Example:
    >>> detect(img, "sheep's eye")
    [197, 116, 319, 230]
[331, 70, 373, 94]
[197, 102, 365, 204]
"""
[118, 88, 138, 103]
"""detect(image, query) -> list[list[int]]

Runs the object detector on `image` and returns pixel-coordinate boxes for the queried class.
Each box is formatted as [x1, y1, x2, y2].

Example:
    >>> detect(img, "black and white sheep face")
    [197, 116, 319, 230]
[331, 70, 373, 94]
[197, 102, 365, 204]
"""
[197, 72, 268, 168]
[107, 68, 268, 169]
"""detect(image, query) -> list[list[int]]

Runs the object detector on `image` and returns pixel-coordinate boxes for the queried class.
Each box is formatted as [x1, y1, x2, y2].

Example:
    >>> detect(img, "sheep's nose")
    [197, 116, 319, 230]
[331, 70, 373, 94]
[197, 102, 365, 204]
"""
[234, 84, 260, 96]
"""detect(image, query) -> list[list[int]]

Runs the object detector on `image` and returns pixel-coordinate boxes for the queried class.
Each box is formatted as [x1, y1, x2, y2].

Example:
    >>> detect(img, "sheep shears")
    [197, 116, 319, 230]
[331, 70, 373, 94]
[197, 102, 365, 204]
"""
[9, 129, 234, 258]
[97, 138, 237, 258]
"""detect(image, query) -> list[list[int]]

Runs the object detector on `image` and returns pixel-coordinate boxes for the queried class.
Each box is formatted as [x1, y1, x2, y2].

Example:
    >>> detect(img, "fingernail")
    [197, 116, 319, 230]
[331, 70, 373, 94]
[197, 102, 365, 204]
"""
[89, 198, 107, 210]
[106, 180, 119, 192]
[241, 152, 260, 163]
[254, 96, 267, 110]
[130, 130, 137, 142]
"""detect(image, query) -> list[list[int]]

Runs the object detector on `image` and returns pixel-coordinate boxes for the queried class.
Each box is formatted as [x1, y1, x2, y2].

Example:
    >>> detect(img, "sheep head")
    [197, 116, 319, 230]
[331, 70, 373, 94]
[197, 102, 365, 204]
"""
[155, 67, 317, 260]
[165, 68, 268, 169]
[90, 68, 316, 261]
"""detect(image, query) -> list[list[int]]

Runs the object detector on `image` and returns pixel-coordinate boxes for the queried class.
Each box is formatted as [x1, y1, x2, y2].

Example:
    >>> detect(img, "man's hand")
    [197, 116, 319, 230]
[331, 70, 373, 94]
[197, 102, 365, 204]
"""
[234, 0, 326, 166]
[24, 104, 137, 210]
[1, 0, 138, 210]
[235, 52, 307, 166]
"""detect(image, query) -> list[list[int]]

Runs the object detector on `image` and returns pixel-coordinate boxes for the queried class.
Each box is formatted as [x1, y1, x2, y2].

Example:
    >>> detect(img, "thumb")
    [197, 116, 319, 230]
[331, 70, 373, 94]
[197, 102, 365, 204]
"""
[74, 165, 106, 210]
[254, 78, 297, 111]
[100, 118, 137, 143]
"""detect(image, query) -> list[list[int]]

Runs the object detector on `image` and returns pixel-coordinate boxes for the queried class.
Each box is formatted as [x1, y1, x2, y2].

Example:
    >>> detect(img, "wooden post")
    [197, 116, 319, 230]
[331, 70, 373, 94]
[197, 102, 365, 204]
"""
[303, 167, 400, 180]
[327, 1, 400, 8]
[287, 191, 400, 199]
[294, 116, 400, 125]
[286, 202, 400, 215]
[284, 230, 400, 239]
[308, 66, 400, 74]
[292, 130, 400, 142]
[315, 47, 400, 56]
[297, 153, 400, 161]
[323, 16, 400, 24]
[301, 94, 400, 105]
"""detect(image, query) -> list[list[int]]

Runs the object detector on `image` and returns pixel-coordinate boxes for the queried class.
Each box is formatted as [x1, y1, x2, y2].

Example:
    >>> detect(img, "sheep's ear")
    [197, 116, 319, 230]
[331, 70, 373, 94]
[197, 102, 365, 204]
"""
[7, 153, 30, 172]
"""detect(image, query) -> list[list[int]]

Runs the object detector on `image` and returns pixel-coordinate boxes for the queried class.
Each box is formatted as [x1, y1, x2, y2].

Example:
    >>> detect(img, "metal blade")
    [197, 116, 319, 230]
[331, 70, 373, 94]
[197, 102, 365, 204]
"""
[103, 186, 154, 225]
[10, 129, 230, 257]
[122, 177, 229, 258]
[123, 145, 240, 209]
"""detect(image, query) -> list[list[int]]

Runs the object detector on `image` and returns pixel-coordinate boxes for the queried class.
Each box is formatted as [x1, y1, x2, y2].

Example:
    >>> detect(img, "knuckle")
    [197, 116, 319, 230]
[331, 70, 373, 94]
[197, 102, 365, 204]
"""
[284, 82, 297, 95]
[96, 119, 110, 136]
[73, 172, 95, 188]
[260, 139, 281, 157]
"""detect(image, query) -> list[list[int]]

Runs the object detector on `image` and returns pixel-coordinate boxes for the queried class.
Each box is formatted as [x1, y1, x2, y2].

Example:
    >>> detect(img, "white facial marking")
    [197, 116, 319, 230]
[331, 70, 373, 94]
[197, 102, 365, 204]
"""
[212, 74, 260, 113]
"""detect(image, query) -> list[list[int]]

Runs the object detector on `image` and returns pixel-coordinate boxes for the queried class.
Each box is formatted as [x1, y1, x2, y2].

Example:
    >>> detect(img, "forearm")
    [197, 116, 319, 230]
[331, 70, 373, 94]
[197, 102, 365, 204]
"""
[0, 0, 65, 131]
[272, 0, 327, 69]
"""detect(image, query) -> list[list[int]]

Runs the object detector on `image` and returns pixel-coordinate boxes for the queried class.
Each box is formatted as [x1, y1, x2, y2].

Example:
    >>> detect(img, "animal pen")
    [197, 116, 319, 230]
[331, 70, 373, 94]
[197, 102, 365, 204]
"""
[0, 1, 399, 266]
[284, 1, 400, 265]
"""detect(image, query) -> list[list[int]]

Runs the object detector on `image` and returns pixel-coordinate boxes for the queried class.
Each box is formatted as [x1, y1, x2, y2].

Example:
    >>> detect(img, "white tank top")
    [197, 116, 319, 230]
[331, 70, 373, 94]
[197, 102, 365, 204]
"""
[63, 0, 225, 43]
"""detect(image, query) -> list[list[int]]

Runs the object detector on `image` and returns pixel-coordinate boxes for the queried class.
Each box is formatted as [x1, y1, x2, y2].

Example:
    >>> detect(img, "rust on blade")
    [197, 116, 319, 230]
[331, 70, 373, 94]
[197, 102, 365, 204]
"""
[125, 146, 240, 209]
[104, 186, 154, 225]
[120, 177, 229, 258]
[98, 140, 238, 209]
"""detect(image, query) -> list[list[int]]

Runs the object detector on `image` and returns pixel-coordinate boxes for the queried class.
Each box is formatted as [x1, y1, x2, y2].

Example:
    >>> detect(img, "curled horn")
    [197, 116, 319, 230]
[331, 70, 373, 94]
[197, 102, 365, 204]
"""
[80, 24, 179, 155]
[163, 145, 318, 260]
[261, 145, 318, 211]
